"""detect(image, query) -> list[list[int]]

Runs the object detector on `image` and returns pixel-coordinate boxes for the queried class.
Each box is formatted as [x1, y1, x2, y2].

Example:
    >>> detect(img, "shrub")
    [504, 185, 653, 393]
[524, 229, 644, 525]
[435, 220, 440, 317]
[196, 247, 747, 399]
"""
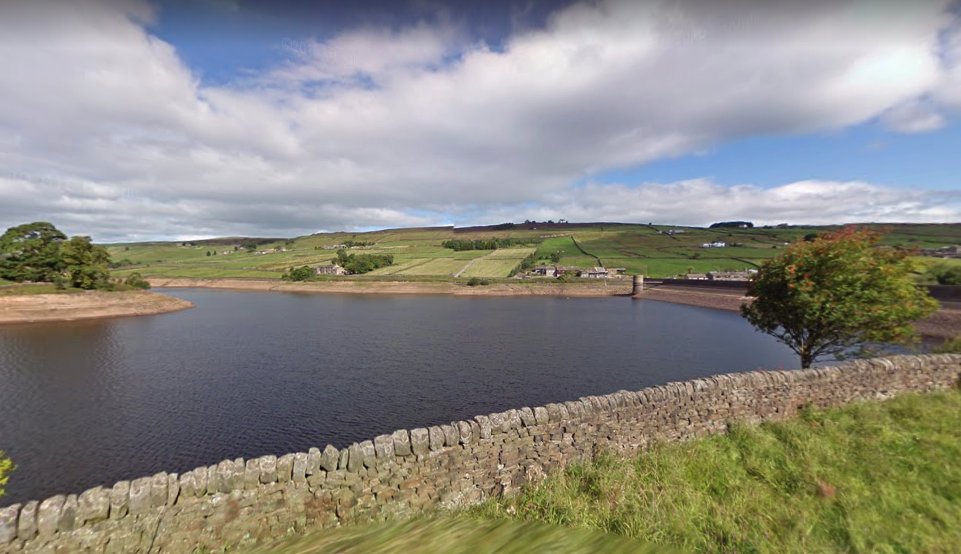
[123, 272, 151, 290]
[934, 336, 961, 354]
[467, 277, 492, 286]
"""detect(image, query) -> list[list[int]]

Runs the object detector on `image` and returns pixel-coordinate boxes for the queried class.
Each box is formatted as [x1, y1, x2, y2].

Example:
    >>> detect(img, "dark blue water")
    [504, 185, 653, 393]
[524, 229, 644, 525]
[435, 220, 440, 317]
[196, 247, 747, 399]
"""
[0, 289, 803, 505]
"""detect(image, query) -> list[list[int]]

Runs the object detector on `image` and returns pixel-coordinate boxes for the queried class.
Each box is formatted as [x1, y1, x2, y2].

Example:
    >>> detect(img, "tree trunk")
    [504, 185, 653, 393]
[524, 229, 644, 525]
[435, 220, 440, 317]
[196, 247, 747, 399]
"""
[800, 349, 812, 369]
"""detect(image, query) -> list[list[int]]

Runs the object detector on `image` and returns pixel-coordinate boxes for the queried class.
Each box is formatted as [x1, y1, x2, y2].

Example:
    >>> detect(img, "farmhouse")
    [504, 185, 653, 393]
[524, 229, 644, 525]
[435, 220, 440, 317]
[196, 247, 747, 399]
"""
[582, 267, 609, 278]
[314, 264, 345, 276]
[323, 244, 348, 250]
[700, 241, 727, 248]
[708, 271, 753, 281]
[685, 273, 709, 280]
[920, 245, 961, 258]
[532, 265, 557, 277]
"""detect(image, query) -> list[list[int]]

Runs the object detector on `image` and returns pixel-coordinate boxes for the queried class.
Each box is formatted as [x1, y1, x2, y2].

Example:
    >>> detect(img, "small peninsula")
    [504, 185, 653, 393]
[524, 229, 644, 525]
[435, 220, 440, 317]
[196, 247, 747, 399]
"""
[0, 290, 193, 325]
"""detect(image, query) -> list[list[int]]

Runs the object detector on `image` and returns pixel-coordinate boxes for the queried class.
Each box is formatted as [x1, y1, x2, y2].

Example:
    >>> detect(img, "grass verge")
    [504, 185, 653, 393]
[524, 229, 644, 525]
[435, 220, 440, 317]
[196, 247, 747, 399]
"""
[472, 389, 961, 554]
[245, 517, 675, 554]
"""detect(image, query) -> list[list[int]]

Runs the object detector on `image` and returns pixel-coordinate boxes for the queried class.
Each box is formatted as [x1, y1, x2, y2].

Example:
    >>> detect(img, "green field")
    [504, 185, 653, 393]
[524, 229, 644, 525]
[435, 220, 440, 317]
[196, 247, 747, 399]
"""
[472, 389, 961, 554]
[104, 223, 961, 280]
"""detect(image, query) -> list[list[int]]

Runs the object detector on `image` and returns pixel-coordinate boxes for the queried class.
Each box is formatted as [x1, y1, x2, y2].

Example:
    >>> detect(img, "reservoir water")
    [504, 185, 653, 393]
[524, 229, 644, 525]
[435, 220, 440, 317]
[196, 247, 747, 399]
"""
[0, 289, 805, 505]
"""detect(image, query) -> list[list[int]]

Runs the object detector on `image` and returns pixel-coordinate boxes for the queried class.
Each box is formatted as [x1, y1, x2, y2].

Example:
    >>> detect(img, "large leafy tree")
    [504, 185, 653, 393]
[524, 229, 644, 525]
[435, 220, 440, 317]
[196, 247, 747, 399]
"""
[0, 221, 67, 282]
[61, 235, 112, 290]
[741, 227, 938, 368]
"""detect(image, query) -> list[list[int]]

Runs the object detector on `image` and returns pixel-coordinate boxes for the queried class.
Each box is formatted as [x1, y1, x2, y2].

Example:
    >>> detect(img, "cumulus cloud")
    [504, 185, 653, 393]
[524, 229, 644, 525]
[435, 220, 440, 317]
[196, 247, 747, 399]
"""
[0, 0, 957, 241]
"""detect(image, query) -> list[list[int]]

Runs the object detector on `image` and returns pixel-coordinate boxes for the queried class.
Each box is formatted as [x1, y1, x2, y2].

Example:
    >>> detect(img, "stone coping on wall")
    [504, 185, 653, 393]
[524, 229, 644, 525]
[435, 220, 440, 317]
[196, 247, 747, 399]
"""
[1, 353, 959, 553]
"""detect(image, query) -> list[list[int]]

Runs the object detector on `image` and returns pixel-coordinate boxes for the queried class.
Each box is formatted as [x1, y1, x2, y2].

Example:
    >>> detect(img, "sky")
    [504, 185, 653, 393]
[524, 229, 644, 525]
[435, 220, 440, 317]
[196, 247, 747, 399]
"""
[0, 0, 960, 242]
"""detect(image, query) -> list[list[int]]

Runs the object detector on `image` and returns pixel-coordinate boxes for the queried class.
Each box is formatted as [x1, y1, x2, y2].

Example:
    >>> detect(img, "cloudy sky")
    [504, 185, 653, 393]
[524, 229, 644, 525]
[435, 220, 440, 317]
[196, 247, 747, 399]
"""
[0, 0, 959, 242]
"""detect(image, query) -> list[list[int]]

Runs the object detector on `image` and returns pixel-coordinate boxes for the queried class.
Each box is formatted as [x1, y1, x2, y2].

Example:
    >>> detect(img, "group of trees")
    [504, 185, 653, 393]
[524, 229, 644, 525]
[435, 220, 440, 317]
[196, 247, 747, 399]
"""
[442, 238, 542, 251]
[335, 250, 394, 274]
[0, 222, 149, 291]
[710, 221, 754, 229]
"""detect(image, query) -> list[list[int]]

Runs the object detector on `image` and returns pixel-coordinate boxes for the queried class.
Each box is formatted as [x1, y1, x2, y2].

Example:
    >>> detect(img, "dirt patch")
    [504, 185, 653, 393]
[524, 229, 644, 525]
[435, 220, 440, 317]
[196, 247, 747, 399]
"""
[0, 291, 194, 325]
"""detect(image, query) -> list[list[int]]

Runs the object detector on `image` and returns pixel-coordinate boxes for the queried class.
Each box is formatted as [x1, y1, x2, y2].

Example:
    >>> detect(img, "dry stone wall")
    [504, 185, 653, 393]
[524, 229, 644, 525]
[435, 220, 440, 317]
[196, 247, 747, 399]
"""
[2, 353, 959, 553]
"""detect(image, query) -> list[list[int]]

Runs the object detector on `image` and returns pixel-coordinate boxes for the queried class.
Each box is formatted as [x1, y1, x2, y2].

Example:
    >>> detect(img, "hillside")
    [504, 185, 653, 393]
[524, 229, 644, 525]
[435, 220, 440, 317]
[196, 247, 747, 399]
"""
[105, 223, 961, 280]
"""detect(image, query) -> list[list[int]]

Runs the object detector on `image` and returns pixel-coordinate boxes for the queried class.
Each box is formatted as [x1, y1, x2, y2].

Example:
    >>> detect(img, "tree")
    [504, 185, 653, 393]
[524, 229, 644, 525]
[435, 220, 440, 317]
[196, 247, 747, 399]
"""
[0, 450, 11, 500]
[0, 221, 67, 282]
[741, 227, 938, 369]
[282, 266, 314, 281]
[61, 236, 112, 289]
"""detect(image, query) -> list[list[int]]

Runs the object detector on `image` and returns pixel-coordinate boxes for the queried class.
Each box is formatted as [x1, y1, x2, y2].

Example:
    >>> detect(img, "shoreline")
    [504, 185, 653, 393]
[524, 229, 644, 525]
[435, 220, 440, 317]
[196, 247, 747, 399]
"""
[149, 278, 958, 340]
[148, 277, 634, 297]
[0, 290, 194, 325]
[638, 285, 959, 341]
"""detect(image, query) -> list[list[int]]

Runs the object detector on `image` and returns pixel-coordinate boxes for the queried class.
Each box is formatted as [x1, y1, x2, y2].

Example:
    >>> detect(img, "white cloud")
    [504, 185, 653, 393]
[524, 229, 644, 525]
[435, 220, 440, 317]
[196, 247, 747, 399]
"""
[881, 99, 947, 132]
[0, 0, 957, 241]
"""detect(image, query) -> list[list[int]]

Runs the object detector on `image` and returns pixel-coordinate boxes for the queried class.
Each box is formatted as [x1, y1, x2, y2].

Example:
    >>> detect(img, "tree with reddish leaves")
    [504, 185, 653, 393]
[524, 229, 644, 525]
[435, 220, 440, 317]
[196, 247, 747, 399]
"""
[741, 227, 938, 368]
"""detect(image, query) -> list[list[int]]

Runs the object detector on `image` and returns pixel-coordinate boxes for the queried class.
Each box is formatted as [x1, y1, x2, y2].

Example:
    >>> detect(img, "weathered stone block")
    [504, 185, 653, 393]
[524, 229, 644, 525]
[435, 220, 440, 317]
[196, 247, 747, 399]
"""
[347, 443, 366, 472]
[293, 452, 309, 482]
[260, 455, 278, 484]
[128, 477, 153, 515]
[428, 426, 445, 451]
[441, 424, 458, 446]
[374, 434, 395, 459]
[109, 481, 129, 519]
[488, 412, 509, 434]
[244, 459, 260, 489]
[59, 494, 78, 533]
[16, 500, 37, 541]
[533, 406, 549, 425]
[78, 486, 110, 525]
[0, 503, 18, 545]
[457, 421, 472, 444]
[167, 473, 180, 506]
[505, 409, 522, 430]
[411, 428, 430, 455]
[150, 472, 168, 507]
[474, 416, 492, 440]
[319, 445, 340, 472]
[306, 447, 322, 476]
[518, 407, 536, 427]
[338, 448, 350, 470]
[545, 404, 562, 423]
[393, 429, 412, 456]
[37, 495, 64, 538]
[359, 440, 376, 469]
[277, 453, 295, 482]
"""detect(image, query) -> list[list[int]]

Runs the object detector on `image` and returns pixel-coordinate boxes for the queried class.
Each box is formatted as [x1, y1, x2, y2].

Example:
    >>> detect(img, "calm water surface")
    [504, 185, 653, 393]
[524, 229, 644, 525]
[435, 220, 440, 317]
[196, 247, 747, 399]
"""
[0, 289, 804, 505]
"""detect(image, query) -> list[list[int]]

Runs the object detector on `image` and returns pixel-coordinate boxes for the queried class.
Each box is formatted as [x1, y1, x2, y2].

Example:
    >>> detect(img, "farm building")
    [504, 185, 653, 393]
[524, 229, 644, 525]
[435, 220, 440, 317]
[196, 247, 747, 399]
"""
[708, 271, 753, 281]
[532, 265, 557, 277]
[314, 264, 345, 276]
[685, 273, 709, 280]
[582, 267, 609, 279]
[700, 241, 727, 248]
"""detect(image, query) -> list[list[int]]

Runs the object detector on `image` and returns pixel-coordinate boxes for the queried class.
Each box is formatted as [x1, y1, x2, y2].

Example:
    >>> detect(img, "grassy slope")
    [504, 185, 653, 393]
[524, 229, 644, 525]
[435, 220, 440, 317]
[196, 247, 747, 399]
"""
[246, 518, 674, 554]
[473, 389, 961, 554]
[106, 223, 961, 280]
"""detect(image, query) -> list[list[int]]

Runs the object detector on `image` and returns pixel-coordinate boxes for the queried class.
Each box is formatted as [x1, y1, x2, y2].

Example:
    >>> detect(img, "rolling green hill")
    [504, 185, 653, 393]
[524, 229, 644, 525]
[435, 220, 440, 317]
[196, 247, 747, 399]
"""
[104, 223, 961, 280]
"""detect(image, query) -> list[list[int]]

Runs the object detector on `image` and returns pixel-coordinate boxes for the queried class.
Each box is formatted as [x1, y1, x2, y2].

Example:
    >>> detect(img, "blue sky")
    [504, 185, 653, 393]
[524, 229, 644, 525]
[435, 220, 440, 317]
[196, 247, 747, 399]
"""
[0, 0, 959, 241]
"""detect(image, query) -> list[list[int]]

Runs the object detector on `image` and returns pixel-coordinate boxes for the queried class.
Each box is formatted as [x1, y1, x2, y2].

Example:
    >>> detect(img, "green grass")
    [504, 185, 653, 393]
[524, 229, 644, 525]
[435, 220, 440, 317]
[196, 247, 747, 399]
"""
[104, 223, 961, 280]
[245, 517, 674, 554]
[473, 389, 961, 554]
[0, 283, 85, 296]
[461, 259, 522, 278]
